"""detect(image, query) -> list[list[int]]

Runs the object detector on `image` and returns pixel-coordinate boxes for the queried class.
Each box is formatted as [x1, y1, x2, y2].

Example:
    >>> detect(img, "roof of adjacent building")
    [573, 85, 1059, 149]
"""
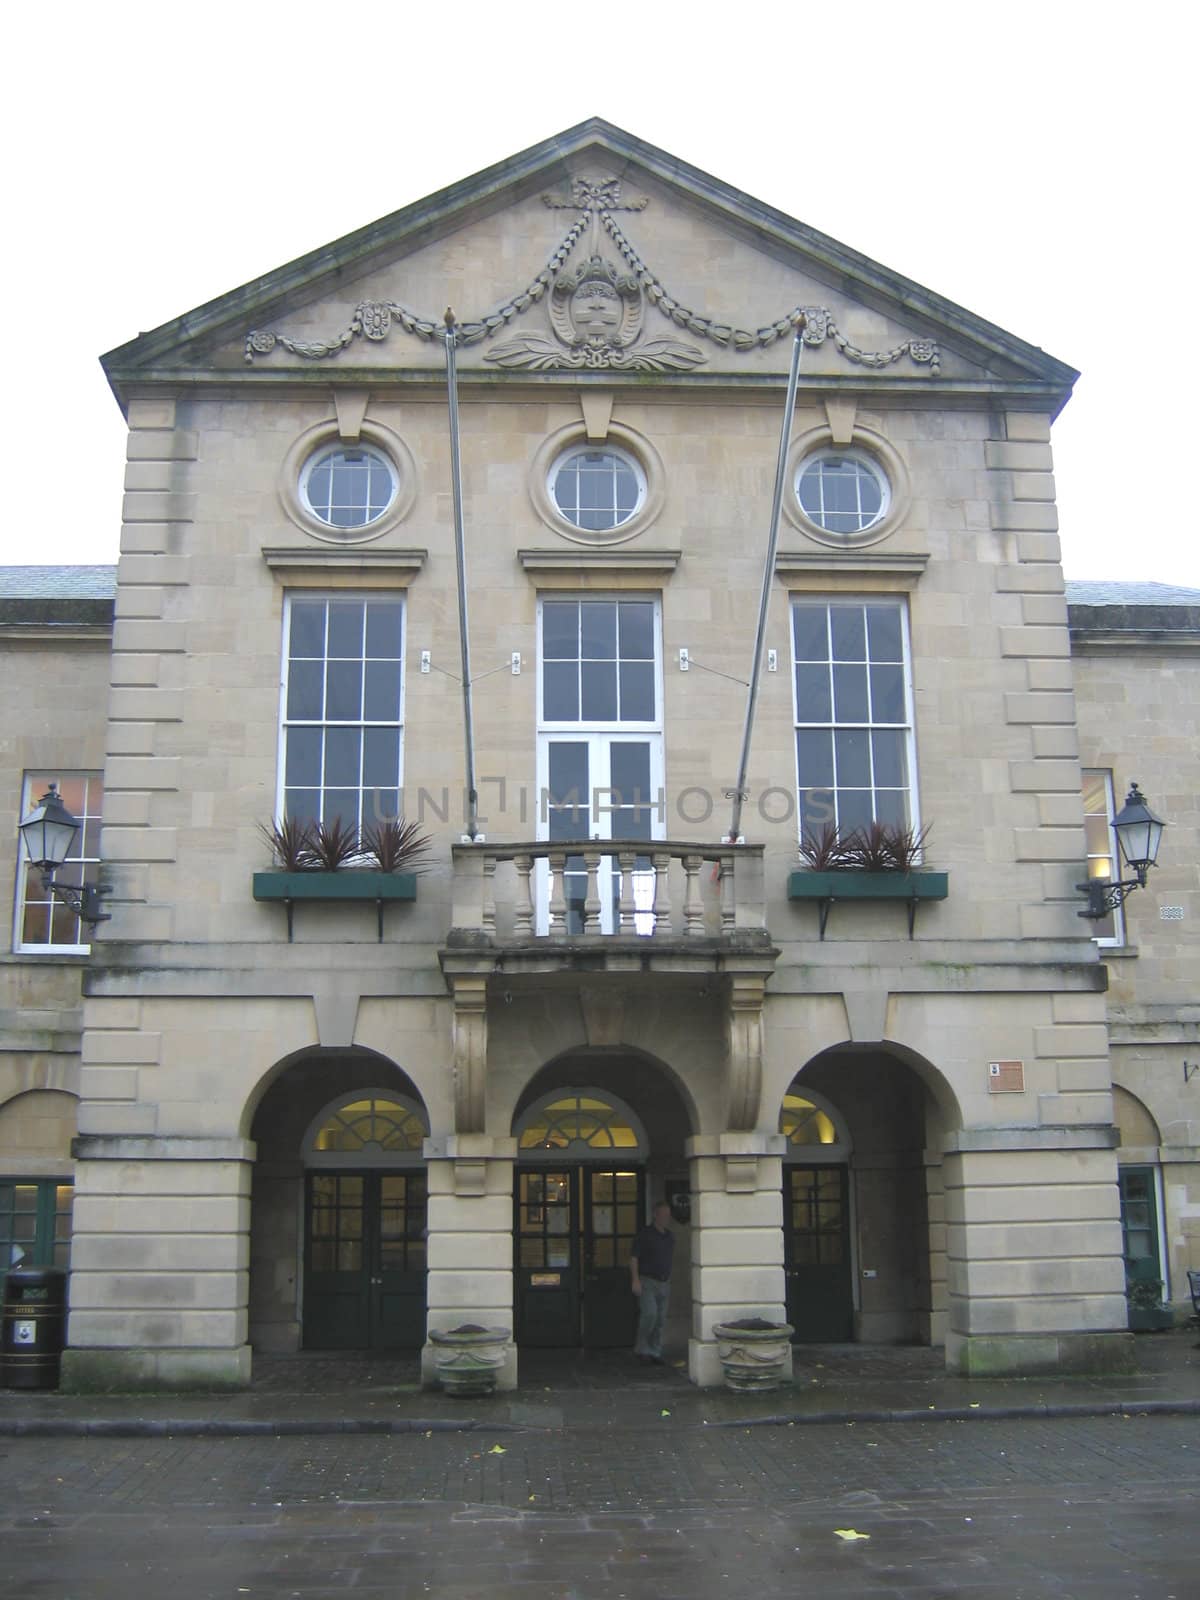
[1065, 580, 1200, 605]
[0, 567, 117, 635]
[0, 566, 118, 599]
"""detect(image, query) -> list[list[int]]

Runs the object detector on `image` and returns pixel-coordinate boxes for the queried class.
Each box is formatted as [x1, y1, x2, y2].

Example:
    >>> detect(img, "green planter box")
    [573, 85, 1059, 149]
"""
[253, 871, 417, 940]
[253, 871, 417, 902]
[787, 870, 948, 939]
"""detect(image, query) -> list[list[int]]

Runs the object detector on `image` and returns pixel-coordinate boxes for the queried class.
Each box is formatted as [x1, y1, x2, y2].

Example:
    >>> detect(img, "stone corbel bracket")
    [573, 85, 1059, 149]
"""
[726, 973, 768, 1131]
[449, 974, 488, 1134]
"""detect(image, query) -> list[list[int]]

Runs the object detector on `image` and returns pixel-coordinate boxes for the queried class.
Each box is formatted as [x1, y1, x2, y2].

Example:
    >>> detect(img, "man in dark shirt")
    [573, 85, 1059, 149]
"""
[629, 1201, 674, 1364]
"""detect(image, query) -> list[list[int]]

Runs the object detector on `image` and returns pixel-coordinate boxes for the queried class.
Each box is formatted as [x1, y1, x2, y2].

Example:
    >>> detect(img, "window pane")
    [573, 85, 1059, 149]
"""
[832, 664, 868, 722]
[829, 607, 866, 661]
[543, 661, 579, 721]
[871, 729, 908, 790]
[866, 605, 903, 662]
[324, 728, 361, 785]
[796, 728, 834, 790]
[287, 660, 323, 720]
[792, 605, 828, 661]
[835, 728, 871, 787]
[610, 743, 652, 824]
[363, 661, 401, 721]
[365, 602, 403, 659]
[542, 602, 578, 660]
[362, 728, 400, 789]
[285, 789, 321, 828]
[618, 662, 654, 721]
[290, 601, 326, 659]
[285, 727, 322, 787]
[618, 602, 654, 660]
[327, 601, 365, 658]
[869, 664, 905, 723]
[837, 788, 873, 830]
[795, 664, 831, 722]
[548, 743, 589, 806]
[326, 661, 363, 721]
[580, 603, 617, 659]
[581, 662, 618, 721]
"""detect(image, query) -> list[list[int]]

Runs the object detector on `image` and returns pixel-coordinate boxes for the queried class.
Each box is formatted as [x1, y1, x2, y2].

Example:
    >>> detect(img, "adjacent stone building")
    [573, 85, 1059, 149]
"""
[2, 121, 1196, 1389]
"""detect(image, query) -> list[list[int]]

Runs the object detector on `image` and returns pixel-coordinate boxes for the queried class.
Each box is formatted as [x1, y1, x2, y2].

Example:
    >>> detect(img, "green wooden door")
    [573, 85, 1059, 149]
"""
[784, 1164, 854, 1342]
[304, 1171, 427, 1350]
[1119, 1166, 1167, 1328]
[582, 1168, 643, 1348]
[515, 1168, 579, 1346]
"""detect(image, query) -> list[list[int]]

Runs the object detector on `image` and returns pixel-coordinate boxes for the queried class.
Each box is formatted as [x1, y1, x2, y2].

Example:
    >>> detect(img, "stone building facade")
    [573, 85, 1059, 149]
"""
[2, 121, 1196, 1389]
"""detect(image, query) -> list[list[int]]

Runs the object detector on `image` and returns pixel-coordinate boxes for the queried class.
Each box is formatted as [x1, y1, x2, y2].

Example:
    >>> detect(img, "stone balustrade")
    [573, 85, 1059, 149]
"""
[449, 839, 766, 942]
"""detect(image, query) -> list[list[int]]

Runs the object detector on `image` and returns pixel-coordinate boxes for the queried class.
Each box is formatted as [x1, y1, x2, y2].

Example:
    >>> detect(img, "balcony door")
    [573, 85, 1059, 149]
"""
[537, 597, 663, 934]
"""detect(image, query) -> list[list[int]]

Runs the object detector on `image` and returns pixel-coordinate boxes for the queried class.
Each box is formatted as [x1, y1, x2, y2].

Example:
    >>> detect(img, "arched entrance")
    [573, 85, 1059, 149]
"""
[1113, 1085, 1170, 1320]
[783, 1044, 947, 1346]
[302, 1091, 429, 1350]
[780, 1089, 854, 1341]
[247, 1049, 429, 1354]
[513, 1089, 647, 1348]
[509, 1049, 695, 1352]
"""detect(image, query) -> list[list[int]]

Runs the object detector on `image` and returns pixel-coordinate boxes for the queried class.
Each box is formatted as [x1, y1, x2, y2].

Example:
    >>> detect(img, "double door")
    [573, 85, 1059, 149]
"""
[303, 1170, 427, 1350]
[784, 1164, 854, 1342]
[515, 1166, 645, 1347]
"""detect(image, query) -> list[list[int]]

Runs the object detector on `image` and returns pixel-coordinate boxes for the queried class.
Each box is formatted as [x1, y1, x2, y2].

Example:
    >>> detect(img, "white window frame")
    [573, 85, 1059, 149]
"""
[536, 595, 665, 933]
[548, 445, 647, 535]
[1081, 768, 1125, 947]
[790, 595, 920, 842]
[300, 444, 398, 531]
[276, 591, 406, 840]
[796, 449, 890, 536]
[13, 771, 103, 956]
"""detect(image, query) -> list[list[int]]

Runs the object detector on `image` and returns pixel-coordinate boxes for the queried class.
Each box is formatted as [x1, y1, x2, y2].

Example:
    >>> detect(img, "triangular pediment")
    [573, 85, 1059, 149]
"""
[102, 119, 1076, 408]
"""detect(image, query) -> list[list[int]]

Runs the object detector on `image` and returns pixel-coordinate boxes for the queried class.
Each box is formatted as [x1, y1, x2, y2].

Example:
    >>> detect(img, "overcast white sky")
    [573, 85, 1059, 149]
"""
[3, 1, 1195, 582]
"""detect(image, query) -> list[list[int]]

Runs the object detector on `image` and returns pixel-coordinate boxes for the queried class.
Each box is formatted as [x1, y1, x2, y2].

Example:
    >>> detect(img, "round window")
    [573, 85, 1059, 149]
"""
[302, 445, 397, 530]
[550, 446, 645, 533]
[796, 451, 888, 535]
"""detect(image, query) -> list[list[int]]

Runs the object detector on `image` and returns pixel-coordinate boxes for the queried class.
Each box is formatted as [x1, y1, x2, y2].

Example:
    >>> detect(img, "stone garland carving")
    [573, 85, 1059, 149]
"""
[244, 176, 940, 377]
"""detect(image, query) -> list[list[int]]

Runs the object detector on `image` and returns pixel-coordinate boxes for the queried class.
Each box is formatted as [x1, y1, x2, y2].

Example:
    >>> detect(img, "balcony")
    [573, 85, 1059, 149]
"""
[441, 839, 774, 984]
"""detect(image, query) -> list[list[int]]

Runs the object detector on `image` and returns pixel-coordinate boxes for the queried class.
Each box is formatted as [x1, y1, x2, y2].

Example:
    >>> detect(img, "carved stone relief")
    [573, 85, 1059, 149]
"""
[244, 176, 940, 377]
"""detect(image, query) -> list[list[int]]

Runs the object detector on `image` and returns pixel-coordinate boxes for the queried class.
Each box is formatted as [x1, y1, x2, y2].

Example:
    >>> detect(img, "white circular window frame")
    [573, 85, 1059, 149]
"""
[279, 418, 418, 545]
[783, 424, 910, 550]
[529, 421, 665, 546]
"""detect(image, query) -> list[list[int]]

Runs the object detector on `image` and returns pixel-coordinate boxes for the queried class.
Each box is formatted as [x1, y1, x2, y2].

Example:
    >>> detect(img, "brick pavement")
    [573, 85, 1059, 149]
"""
[1, 1415, 1197, 1598]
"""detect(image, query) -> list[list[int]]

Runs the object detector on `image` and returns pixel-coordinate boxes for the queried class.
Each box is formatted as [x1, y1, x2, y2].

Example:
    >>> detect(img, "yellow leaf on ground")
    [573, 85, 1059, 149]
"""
[488, 1444, 507, 1454]
[834, 1529, 871, 1542]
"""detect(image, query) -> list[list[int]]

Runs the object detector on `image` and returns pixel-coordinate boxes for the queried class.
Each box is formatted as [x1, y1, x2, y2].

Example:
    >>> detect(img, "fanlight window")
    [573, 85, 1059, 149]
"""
[517, 1092, 644, 1156]
[780, 1093, 838, 1147]
[311, 1096, 426, 1155]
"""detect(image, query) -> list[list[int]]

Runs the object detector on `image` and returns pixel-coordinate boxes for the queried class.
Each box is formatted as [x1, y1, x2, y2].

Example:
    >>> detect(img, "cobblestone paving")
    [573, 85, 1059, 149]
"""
[1, 1416, 1195, 1598]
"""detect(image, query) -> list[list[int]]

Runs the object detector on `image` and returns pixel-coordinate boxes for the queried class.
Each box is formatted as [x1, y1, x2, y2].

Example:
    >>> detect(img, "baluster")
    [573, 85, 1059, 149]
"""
[513, 854, 534, 938]
[682, 853, 704, 937]
[583, 848, 603, 934]
[651, 851, 672, 937]
[548, 849, 567, 939]
[718, 851, 736, 933]
[481, 854, 497, 936]
[617, 850, 637, 932]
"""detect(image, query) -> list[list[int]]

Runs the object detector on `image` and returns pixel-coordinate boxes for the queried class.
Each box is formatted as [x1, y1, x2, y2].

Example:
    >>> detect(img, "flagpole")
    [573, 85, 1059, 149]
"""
[443, 308, 480, 841]
[726, 314, 806, 844]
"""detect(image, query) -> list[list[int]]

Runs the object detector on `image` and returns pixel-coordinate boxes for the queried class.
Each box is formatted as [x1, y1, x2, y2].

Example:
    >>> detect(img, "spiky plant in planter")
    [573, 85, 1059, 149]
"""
[260, 816, 317, 870]
[361, 817, 433, 875]
[841, 820, 931, 871]
[307, 816, 361, 871]
[798, 822, 853, 870]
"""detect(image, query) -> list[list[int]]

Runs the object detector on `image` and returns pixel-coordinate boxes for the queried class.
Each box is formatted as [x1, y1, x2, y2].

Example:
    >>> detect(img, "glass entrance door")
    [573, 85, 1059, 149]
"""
[304, 1170, 427, 1349]
[1119, 1165, 1166, 1326]
[784, 1164, 853, 1341]
[515, 1166, 644, 1347]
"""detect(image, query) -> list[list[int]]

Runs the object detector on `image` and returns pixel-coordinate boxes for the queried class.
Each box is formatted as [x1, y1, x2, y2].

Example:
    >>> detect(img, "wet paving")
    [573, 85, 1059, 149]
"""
[2, 1412, 1196, 1597]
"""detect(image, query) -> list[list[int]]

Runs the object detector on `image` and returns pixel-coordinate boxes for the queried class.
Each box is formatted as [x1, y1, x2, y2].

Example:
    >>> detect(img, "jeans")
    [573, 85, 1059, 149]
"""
[634, 1277, 671, 1358]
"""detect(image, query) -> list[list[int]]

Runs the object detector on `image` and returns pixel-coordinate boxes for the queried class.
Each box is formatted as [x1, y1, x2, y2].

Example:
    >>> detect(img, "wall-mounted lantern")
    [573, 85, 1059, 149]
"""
[17, 784, 110, 928]
[1078, 782, 1166, 921]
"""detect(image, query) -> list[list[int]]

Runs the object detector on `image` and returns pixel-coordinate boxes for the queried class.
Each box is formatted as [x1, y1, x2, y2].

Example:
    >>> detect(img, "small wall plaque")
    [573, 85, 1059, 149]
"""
[529, 1273, 561, 1288]
[988, 1060, 1025, 1093]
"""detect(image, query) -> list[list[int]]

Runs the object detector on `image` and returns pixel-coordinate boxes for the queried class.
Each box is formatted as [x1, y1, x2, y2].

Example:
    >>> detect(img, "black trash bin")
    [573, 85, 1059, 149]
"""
[1, 1267, 67, 1389]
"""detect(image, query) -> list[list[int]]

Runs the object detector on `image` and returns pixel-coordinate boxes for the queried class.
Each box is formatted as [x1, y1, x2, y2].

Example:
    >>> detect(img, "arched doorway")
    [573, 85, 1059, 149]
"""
[1113, 1085, 1170, 1321]
[302, 1091, 429, 1350]
[783, 1044, 945, 1346]
[513, 1089, 647, 1349]
[247, 1049, 429, 1354]
[779, 1088, 854, 1341]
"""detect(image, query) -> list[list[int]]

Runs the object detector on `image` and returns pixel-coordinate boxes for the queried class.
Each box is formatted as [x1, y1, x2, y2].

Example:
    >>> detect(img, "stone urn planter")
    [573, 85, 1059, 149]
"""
[711, 1318, 794, 1393]
[428, 1324, 511, 1397]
